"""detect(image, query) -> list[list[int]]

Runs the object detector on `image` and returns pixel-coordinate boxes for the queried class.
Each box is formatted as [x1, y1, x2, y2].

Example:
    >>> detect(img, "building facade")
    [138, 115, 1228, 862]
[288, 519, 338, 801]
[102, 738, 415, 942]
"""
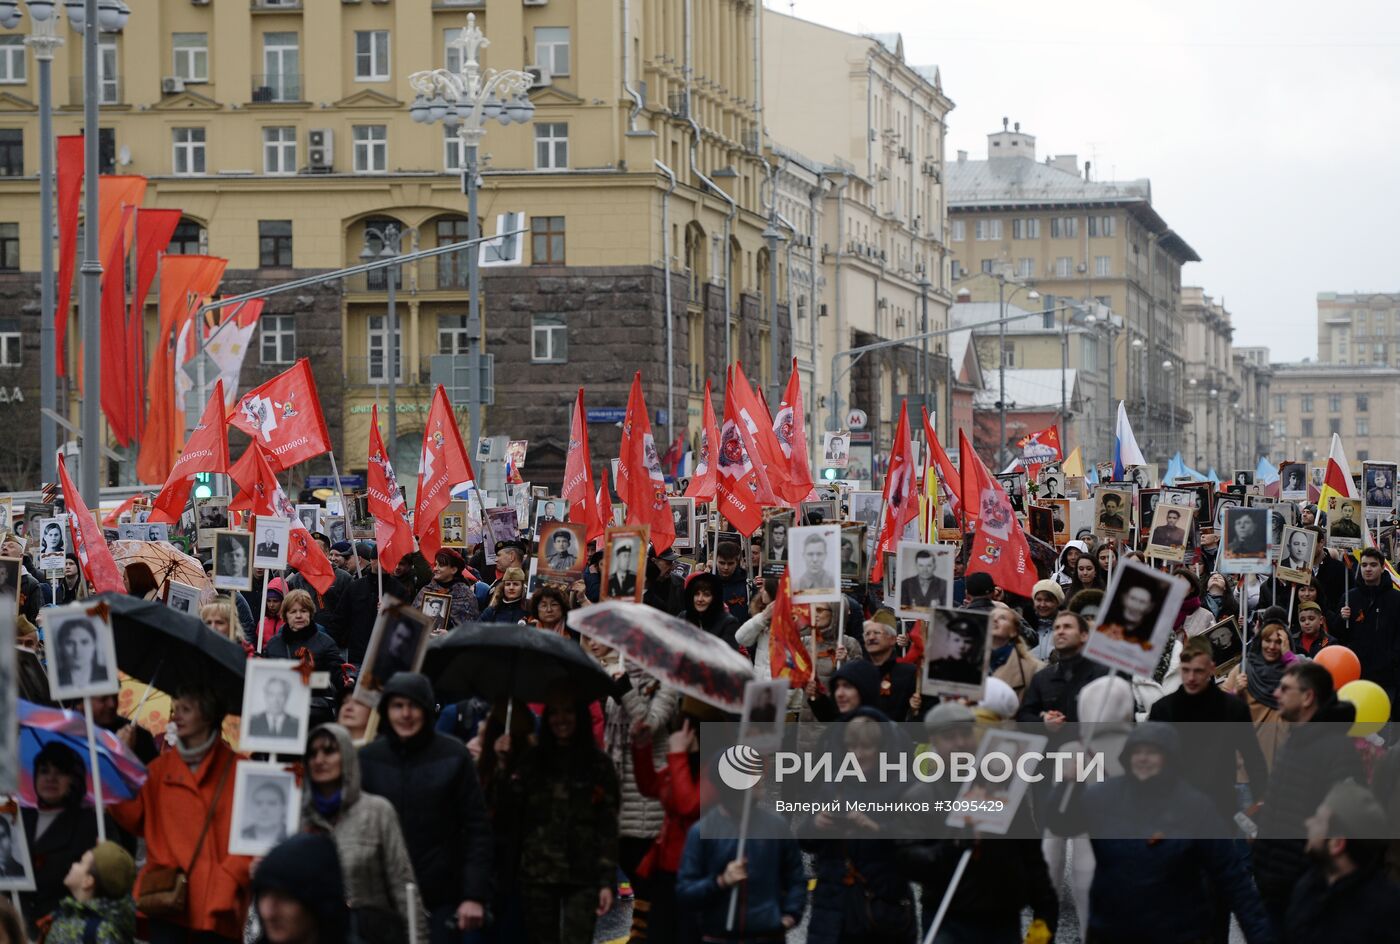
[1270, 363, 1400, 465]
[947, 120, 1199, 465]
[0, 0, 797, 491]
[1178, 288, 1272, 474]
[1317, 292, 1400, 366]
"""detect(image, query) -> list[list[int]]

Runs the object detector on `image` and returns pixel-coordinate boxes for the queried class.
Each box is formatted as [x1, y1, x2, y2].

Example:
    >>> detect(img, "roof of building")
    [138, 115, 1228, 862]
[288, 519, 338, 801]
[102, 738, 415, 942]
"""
[864, 32, 904, 57]
[973, 369, 1080, 410]
[1271, 362, 1400, 376]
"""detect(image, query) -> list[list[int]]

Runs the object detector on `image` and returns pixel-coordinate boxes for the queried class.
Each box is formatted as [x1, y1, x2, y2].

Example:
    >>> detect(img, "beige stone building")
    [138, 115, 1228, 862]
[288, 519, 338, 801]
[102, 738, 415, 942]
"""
[1178, 288, 1272, 474]
[763, 12, 954, 450]
[947, 120, 1199, 464]
[1316, 292, 1400, 366]
[1269, 363, 1400, 465]
[0, 0, 799, 489]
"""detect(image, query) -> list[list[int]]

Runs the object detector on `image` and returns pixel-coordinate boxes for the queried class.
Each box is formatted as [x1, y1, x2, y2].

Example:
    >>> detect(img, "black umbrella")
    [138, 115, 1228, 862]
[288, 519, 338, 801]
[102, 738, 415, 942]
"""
[94, 592, 248, 711]
[422, 621, 614, 705]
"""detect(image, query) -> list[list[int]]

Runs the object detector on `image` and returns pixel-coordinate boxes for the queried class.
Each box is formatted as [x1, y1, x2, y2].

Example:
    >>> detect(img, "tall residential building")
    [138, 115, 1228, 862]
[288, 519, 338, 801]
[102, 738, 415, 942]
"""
[0, 0, 790, 490]
[763, 12, 954, 454]
[1317, 291, 1400, 366]
[1270, 363, 1399, 465]
[947, 120, 1199, 464]
[1179, 288, 1272, 474]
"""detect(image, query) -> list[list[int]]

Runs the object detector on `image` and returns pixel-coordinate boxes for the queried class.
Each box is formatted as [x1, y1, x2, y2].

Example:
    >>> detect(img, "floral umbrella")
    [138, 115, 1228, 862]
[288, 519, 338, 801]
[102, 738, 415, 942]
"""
[109, 540, 212, 601]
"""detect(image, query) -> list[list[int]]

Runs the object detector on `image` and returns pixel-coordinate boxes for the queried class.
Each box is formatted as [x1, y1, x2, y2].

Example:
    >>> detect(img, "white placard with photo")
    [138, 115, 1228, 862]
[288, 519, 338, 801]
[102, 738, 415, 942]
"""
[227, 762, 301, 857]
[787, 524, 841, 604]
[353, 601, 435, 707]
[252, 517, 291, 571]
[821, 432, 850, 469]
[737, 679, 788, 754]
[166, 581, 203, 615]
[1084, 559, 1188, 676]
[920, 607, 991, 700]
[294, 504, 320, 535]
[212, 531, 254, 591]
[118, 522, 169, 544]
[0, 801, 36, 891]
[1276, 526, 1318, 586]
[945, 728, 1049, 835]
[238, 659, 313, 756]
[44, 602, 119, 700]
[1325, 496, 1365, 550]
[894, 542, 953, 619]
[36, 515, 69, 572]
[1219, 506, 1272, 575]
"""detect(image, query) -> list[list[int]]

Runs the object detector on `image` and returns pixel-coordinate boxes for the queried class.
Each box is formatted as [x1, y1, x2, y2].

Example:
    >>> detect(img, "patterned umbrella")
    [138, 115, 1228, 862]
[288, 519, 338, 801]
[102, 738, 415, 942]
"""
[15, 700, 148, 807]
[109, 540, 212, 600]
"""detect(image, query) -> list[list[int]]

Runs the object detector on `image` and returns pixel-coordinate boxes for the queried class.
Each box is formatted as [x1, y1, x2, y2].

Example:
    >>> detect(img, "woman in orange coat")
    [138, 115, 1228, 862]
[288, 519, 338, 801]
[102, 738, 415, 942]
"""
[112, 686, 252, 944]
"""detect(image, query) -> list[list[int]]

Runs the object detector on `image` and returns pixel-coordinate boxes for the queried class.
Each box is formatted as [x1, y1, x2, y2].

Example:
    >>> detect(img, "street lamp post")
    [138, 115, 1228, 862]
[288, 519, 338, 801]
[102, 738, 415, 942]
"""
[1209, 387, 1221, 471]
[918, 271, 932, 419]
[360, 223, 401, 448]
[995, 274, 1038, 466]
[409, 12, 534, 450]
[762, 220, 785, 407]
[0, 0, 62, 481]
[1162, 360, 1175, 455]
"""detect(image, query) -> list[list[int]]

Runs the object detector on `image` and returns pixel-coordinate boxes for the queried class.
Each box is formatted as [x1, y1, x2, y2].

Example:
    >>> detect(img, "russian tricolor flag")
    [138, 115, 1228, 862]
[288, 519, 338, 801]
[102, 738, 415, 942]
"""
[1112, 401, 1146, 480]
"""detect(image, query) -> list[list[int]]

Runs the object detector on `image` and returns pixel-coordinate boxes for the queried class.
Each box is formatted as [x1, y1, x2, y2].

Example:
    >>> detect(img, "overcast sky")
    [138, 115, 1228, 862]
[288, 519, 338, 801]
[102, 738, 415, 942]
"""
[779, 0, 1397, 363]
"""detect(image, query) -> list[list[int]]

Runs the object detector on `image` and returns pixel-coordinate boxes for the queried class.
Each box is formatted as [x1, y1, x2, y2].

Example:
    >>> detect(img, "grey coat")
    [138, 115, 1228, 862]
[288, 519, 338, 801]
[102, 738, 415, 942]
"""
[607, 666, 680, 840]
[301, 724, 428, 944]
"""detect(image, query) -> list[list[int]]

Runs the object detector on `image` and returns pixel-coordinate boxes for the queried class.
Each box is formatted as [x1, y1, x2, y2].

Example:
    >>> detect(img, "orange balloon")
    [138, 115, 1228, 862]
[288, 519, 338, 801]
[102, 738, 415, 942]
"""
[1315, 645, 1361, 689]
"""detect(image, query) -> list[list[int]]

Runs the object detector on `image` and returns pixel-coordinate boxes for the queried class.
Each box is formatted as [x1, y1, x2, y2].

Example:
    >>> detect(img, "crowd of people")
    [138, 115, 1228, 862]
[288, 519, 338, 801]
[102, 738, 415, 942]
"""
[2, 473, 1400, 944]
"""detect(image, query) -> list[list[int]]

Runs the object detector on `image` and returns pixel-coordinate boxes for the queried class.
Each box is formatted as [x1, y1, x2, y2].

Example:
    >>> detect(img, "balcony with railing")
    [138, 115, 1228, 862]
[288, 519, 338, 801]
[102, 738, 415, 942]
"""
[251, 0, 303, 11]
[251, 74, 303, 103]
[345, 355, 438, 389]
[343, 266, 404, 295]
[343, 256, 472, 296]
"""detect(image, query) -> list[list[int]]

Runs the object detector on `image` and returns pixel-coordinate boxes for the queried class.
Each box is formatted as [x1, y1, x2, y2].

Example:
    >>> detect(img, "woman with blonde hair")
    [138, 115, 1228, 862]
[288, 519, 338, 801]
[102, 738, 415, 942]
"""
[200, 598, 251, 657]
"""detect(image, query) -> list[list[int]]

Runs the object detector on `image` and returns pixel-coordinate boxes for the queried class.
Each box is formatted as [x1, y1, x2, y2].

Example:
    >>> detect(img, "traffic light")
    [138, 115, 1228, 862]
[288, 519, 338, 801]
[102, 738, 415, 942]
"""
[821, 466, 840, 482]
[193, 472, 214, 500]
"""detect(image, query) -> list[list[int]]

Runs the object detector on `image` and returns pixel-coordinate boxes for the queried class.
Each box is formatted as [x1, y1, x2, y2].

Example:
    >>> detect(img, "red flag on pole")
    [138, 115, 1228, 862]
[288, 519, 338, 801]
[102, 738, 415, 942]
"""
[729, 362, 782, 506]
[716, 367, 765, 536]
[128, 208, 183, 431]
[227, 359, 332, 472]
[1016, 423, 1063, 484]
[594, 473, 614, 546]
[922, 406, 962, 521]
[415, 386, 475, 563]
[617, 373, 675, 552]
[774, 358, 814, 504]
[264, 479, 335, 595]
[869, 401, 918, 583]
[368, 403, 414, 574]
[562, 388, 600, 542]
[54, 136, 83, 376]
[148, 380, 229, 525]
[56, 454, 124, 594]
[684, 380, 721, 503]
[960, 428, 1037, 598]
[768, 572, 814, 687]
[99, 205, 135, 445]
[229, 441, 279, 516]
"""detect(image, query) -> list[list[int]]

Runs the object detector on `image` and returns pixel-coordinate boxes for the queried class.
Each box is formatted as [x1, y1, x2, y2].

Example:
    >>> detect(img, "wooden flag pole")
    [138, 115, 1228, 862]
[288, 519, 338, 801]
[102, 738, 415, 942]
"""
[328, 453, 362, 578]
[81, 696, 107, 843]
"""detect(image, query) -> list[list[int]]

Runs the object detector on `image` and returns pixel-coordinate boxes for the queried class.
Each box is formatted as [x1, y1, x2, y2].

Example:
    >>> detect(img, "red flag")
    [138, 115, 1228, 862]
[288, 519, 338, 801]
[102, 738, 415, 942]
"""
[54, 136, 83, 377]
[716, 367, 765, 535]
[960, 428, 1037, 598]
[922, 407, 962, 527]
[228, 442, 279, 516]
[1016, 424, 1063, 484]
[594, 474, 615, 546]
[56, 455, 124, 594]
[869, 401, 918, 583]
[562, 388, 599, 542]
[368, 404, 414, 574]
[128, 208, 183, 430]
[264, 480, 335, 595]
[684, 380, 721, 503]
[101, 494, 143, 528]
[415, 385, 475, 562]
[617, 373, 676, 552]
[730, 362, 782, 506]
[227, 359, 332, 471]
[768, 572, 814, 687]
[148, 381, 229, 525]
[99, 205, 135, 445]
[774, 358, 814, 504]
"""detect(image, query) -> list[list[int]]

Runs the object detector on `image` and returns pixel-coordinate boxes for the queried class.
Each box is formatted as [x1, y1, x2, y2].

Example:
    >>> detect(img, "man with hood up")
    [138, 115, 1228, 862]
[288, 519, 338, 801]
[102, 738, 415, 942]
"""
[1048, 723, 1276, 944]
[358, 673, 492, 943]
[252, 833, 355, 944]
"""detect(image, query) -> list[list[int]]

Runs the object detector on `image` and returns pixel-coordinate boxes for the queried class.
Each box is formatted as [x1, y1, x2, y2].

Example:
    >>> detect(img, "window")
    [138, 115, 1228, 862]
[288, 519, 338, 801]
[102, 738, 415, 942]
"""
[99, 41, 118, 103]
[949, 260, 962, 279]
[259, 220, 292, 267]
[168, 218, 204, 255]
[0, 37, 24, 84]
[1328, 394, 1341, 412]
[172, 128, 206, 176]
[981, 259, 994, 274]
[0, 130, 20, 176]
[1016, 258, 1033, 278]
[367, 314, 403, 383]
[444, 28, 468, 75]
[438, 315, 471, 354]
[352, 125, 387, 173]
[1301, 394, 1314, 413]
[533, 27, 570, 77]
[1359, 450, 1371, 462]
[1357, 418, 1370, 437]
[1088, 215, 1115, 237]
[1329, 418, 1341, 436]
[1357, 393, 1369, 412]
[172, 33, 208, 83]
[1272, 419, 1287, 438]
[534, 122, 568, 170]
[531, 216, 565, 264]
[354, 31, 390, 81]
[1273, 394, 1286, 413]
[98, 128, 115, 175]
[435, 217, 471, 288]
[1094, 256, 1111, 277]
[531, 314, 567, 363]
[262, 126, 296, 175]
[1050, 217, 1077, 238]
[950, 220, 965, 242]
[443, 124, 463, 171]
[260, 314, 295, 365]
[261, 32, 300, 102]
[0, 319, 18, 366]
[0, 223, 16, 270]
[1012, 218, 1040, 239]
[1002, 344, 1015, 367]
[974, 219, 1002, 241]
[1301, 418, 1314, 437]
[1055, 257, 1072, 277]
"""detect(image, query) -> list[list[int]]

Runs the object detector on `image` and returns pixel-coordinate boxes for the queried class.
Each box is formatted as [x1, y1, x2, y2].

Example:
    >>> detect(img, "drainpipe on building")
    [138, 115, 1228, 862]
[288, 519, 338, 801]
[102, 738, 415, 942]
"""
[621, 0, 644, 131]
[656, 160, 677, 444]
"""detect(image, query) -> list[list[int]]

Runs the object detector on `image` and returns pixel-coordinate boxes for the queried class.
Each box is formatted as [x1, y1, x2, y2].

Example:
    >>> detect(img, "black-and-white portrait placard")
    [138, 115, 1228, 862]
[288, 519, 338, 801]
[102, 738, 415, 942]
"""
[737, 679, 788, 754]
[537, 521, 586, 584]
[1276, 526, 1318, 585]
[228, 762, 301, 857]
[1279, 462, 1308, 500]
[1220, 506, 1272, 574]
[601, 526, 649, 603]
[1085, 560, 1188, 676]
[252, 517, 291, 572]
[0, 802, 36, 891]
[419, 591, 452, 634]
[761, 510, 794, 577]
[166, 580, 202, 615]
[895, 541, 953, 619]
[1093, 488, 1132, 538]
[239, 659, 313, 756]
[196, 497, 230, 550]
[788, 524, 841, 604]
[838, 523, 867, 591]
[44, 602, 119, 700]
[354, 600, 435, 707]
[920, 607, 991, 700]
[1364, 461, 1397, 514]
[669, 497, 695, 550]
[1326, 496, 1366, 550]
[212, 530, 254, 591]
[37, 516, 68, 572]
[295, 504, 320, 535]
[1144, 503, 1189, 562]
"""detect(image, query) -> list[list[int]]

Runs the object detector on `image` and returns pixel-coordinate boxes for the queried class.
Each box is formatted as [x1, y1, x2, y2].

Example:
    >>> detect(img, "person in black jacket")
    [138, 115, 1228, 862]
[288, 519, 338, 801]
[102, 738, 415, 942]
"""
[1015, 611, 1109, 724]
[681, 571, 742, 652]
[856, 619, 918, 722]
[358, 672, 492, 944]
[1285, 779, 1400, 943]
[264, 588, 346, 728]
[1335, 546, 1400, 718]
[641, 548, 685, 615]
[1253, 660, 1365, 929]
[331, 549, 409, 666]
